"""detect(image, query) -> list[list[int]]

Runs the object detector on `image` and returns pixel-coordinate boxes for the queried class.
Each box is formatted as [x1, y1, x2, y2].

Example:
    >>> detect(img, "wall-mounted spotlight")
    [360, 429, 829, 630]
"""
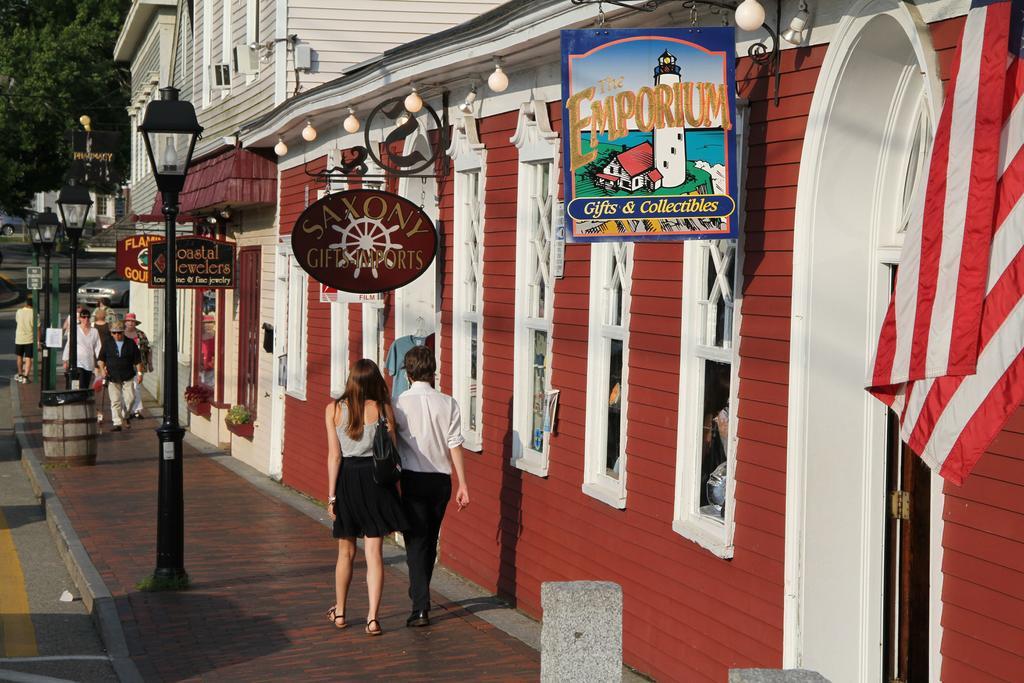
[487, 59, 509, 93]
[405, 87, 423, 113]
[782, 1, 810, 45]
[458, 86, 478, 114]
[301, 120, 317, 142]
[343, 107, 360, 134]
[274, 136, 288, 156]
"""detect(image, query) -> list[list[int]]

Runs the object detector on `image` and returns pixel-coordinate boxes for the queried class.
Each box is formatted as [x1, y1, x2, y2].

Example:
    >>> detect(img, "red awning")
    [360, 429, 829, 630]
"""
[147, 146, 277, 218]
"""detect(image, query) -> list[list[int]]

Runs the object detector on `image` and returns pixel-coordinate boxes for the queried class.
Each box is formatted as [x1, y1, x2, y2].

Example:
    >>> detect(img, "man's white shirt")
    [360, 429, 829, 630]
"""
[394, 381, 464, 474]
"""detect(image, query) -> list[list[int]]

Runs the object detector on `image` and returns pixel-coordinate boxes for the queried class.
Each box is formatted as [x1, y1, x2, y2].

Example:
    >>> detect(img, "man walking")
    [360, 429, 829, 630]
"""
[96, 320, 143, 432]
[14, 296, 34, 383]
[62, 307, 102, 390]
[393, 345, 470, 627]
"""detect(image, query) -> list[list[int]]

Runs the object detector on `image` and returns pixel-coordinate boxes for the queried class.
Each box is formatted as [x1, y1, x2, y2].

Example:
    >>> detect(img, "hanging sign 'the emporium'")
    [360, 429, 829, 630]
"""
[291, 189, 438, 294]
[561, 27, 738, 242]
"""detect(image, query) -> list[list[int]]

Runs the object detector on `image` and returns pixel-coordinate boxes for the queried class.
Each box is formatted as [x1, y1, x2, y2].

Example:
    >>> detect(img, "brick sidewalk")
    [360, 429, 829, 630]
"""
[18, 383, 539, 682]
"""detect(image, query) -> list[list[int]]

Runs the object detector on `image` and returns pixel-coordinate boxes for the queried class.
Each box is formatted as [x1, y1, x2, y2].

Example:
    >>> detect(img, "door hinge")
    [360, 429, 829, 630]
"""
[890, 490, 911, 520]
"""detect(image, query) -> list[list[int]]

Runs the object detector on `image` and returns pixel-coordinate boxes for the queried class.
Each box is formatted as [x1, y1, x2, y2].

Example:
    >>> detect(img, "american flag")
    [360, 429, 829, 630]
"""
[868, 0, 1024, 484]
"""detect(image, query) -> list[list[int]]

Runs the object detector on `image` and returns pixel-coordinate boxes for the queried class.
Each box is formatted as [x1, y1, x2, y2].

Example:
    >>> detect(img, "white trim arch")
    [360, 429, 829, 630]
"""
[784, 2, 944, 681]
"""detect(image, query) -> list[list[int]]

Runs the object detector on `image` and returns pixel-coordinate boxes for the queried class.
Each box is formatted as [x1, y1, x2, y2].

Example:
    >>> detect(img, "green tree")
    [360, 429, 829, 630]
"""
[0, 0, 130, 213]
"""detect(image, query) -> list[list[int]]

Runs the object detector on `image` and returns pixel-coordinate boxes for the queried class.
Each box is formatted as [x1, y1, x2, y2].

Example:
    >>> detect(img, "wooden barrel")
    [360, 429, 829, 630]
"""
[41, 389, 98, 466]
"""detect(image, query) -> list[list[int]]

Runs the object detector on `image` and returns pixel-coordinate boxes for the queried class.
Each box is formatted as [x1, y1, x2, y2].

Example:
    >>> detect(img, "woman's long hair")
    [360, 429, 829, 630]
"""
[337, 359, 394, 441]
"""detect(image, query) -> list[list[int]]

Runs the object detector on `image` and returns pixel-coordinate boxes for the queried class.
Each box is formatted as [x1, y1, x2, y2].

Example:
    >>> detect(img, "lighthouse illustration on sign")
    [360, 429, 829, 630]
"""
[593, 51, 688, 194]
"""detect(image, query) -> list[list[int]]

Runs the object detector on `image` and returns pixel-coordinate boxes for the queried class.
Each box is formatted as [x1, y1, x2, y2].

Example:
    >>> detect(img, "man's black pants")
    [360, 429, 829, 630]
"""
[401, 470, 451, 612]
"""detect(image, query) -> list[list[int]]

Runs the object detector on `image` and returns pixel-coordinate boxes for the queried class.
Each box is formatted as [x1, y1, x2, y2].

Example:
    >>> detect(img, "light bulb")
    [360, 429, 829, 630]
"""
[783, 6, 809, 45]
[735, 0, 766, 32]
[404, 88, 423, 113]
[162, 137, 178, 170]
[396, 112, 411, 126]
[302, 120, 317, 142]
[274, 137, 288, 156]
[343, 108, 360, 133]
[488, 64, 508, 93]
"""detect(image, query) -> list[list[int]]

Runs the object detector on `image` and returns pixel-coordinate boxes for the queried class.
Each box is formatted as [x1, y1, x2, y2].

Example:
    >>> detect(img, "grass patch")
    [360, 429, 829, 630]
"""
[136, 574, 190, 592]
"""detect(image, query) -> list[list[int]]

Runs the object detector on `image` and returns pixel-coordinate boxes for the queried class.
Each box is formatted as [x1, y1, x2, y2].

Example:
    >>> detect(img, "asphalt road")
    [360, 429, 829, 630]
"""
[0, 245, 119, 682]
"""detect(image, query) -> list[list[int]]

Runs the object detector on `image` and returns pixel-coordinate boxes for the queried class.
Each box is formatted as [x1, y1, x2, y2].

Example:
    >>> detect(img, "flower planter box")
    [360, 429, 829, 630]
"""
[225, 420, 254, 439]
[187, 401, 212, 418]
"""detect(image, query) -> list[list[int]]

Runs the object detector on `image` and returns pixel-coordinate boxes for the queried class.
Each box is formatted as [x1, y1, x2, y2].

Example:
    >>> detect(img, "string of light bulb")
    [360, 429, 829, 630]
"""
[272, 53, 511, 158]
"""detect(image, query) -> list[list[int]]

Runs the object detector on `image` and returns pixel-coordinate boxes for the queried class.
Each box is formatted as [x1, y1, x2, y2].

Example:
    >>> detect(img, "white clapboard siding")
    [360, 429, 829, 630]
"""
[286, 0, 504, 91]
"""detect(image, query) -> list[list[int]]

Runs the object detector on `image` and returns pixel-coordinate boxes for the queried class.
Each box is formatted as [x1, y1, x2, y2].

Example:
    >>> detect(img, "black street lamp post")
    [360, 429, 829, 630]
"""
[138, 86, 202, 583]
[29, 210, 60, 392]
[57, 184, 93, 390]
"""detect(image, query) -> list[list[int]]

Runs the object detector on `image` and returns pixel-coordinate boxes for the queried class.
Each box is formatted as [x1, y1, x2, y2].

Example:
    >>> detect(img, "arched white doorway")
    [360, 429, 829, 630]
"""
[784, 2, 944, 681]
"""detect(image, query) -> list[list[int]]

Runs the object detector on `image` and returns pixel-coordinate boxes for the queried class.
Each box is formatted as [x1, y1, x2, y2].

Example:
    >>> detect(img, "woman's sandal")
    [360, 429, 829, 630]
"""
[365, 618, 383, 636]
[326, 606, 348, 629]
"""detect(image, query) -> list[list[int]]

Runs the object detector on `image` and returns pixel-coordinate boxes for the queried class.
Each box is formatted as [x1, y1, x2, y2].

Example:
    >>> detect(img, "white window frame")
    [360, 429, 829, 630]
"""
[583, 242, 633, 508]
[362, 301, 385, 368]
[285, 258, 308, 399]
[511, 100, 560, 477]
[449, 112, 487, 451]
[673, 101, 748, 558]
[330, 302, 349, 399]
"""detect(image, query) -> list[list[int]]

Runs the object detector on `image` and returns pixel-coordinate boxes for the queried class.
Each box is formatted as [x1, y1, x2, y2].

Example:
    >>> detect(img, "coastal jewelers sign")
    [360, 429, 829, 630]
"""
[116, 234, 159, 283]
[149, 236, 236, 288]
[291, 189, 438, 294]
[561, 28, 738, 241]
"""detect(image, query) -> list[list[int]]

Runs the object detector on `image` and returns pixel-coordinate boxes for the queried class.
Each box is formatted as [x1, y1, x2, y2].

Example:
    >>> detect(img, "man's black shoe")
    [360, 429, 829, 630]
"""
[406, 610, 429, 627]
[111, 426, 122, 432]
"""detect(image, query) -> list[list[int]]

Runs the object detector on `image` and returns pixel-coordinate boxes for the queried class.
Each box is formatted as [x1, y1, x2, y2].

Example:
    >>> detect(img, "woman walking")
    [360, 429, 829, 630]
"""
[325, 359, 407, 636]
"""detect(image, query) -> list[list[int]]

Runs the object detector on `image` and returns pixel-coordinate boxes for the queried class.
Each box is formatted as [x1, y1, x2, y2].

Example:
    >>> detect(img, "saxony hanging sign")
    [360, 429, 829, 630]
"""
[291, 189, 438, 294]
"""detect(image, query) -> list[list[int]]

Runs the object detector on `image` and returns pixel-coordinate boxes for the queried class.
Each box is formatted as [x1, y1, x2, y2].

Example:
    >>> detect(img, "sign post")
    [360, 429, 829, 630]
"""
[561, 27, 738, 242]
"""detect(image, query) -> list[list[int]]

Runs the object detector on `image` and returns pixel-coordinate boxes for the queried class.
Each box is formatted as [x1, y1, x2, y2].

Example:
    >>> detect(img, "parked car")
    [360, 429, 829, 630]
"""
[77, 269, 130, 307]
[0, 211, 26, 236]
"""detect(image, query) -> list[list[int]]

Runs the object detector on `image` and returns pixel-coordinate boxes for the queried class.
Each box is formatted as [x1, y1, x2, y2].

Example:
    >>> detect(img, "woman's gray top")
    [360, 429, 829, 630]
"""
[335, 402, 378, 458]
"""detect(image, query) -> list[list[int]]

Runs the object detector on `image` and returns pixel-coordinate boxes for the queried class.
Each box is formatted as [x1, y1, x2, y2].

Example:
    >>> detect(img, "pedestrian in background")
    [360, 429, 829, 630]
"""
[14, 296, 33, 383]
[96, 320, 143, 432]
[325, 359, 408, 636]
[62, 307, 101, 392]
[122, 313, 150, 419]
[94, 296, 114, 324]
[92, 309, 112, 423]
[393, 345, 470, 628]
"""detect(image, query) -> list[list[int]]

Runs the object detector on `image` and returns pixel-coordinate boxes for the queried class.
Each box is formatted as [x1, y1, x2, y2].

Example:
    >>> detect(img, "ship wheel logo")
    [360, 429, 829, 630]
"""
[327, 216, 404, 279]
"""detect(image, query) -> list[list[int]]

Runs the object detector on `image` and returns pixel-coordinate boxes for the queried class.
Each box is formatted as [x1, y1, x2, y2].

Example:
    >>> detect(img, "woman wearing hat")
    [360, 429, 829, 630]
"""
[96, 320, 144, 432]
[123, 313, 151, 419]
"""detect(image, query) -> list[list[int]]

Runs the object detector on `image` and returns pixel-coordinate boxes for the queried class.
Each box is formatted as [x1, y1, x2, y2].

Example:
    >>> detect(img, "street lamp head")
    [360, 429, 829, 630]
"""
[57, 184, 93, 239]
[138, 87, 203, 194]
[31, 208, 60, 248]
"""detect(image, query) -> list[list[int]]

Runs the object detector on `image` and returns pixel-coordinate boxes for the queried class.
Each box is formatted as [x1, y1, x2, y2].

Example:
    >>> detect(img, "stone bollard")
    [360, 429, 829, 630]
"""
[541, 581, 622, 683]
[729, 669, 831, 682]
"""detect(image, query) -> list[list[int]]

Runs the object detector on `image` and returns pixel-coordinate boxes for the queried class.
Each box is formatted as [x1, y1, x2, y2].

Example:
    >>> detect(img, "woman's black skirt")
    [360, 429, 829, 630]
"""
[333, 457, 408, 539]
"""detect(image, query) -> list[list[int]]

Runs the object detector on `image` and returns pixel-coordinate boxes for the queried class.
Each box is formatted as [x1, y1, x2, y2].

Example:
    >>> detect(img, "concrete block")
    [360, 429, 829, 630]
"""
[729, 669, 831, 683]
[541, 580, 622, 683]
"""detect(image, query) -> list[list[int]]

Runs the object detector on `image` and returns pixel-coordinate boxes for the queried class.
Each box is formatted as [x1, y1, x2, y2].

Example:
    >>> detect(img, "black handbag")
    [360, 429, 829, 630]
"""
[371, 414, 402, 486]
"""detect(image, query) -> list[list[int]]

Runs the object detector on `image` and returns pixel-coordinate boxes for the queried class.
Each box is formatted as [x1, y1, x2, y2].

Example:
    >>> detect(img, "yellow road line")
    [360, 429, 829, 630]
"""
[0, 507, 37, 657]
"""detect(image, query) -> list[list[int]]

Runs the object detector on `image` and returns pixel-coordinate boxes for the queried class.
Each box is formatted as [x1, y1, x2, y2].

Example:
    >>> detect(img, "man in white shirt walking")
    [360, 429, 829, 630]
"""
[393, 345, 470, 628]
[62, 307, 102, 390]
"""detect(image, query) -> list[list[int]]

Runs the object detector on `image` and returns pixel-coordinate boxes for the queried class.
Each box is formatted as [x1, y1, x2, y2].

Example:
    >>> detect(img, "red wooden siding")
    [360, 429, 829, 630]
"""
[434, 53, 823, 677]
[925, 16, 1024, 683]
[280, 158, 329, 499]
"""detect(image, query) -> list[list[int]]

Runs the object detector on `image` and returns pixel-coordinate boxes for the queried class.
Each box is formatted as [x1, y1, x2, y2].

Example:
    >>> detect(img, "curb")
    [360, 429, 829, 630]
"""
[11, 381, 144, 683]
